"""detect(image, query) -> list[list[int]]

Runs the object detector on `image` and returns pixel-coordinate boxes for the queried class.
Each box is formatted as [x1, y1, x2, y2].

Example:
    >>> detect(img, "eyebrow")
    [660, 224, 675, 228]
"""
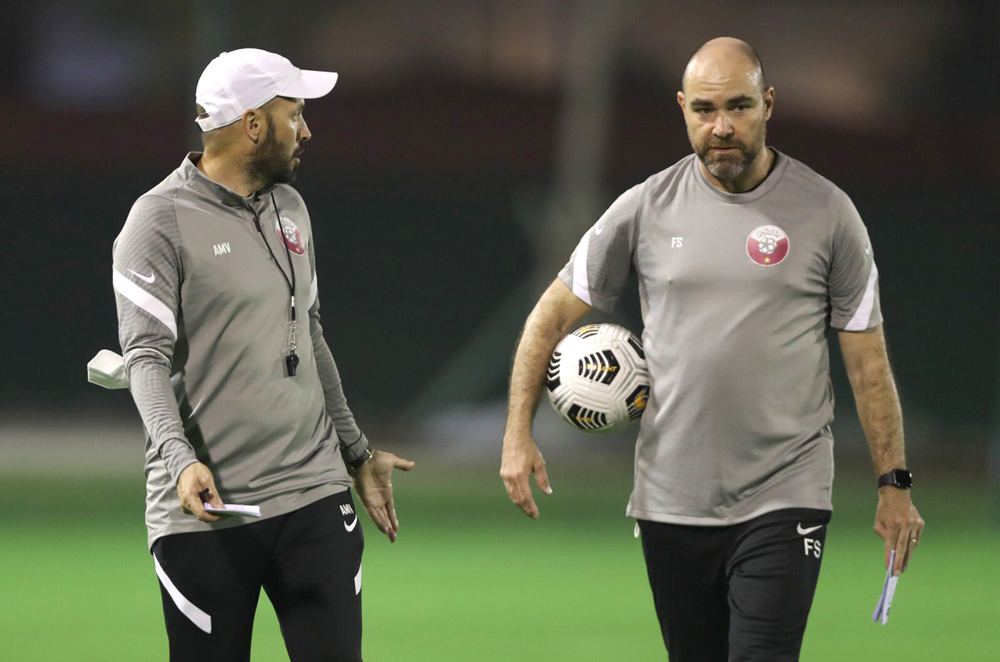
[689, 95, 756, 108]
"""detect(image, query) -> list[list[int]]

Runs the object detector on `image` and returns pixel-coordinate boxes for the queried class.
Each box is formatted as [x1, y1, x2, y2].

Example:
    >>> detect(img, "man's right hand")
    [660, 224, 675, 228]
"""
[177, 462, 224, 522]
[500, 431, 552, 519]
[501, 279, 588, 520]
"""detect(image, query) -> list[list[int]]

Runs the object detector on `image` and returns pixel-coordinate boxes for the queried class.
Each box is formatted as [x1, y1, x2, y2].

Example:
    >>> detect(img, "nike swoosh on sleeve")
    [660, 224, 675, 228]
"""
[112, 268, 176, 338]
[796, 523, 824, 535]
[128, 269, 156, 284]
[344, 515, 358, 532]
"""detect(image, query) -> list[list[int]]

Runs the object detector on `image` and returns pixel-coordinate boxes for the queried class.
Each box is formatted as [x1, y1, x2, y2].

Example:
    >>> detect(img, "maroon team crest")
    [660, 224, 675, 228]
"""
[275, 217, 306, 255]
[746, 225, 789, 266]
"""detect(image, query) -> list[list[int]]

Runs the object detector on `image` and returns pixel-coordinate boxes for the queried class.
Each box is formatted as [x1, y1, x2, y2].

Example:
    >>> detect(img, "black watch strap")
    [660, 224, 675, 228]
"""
[347, 447, 374, 473]
[877, 469, 913, 489]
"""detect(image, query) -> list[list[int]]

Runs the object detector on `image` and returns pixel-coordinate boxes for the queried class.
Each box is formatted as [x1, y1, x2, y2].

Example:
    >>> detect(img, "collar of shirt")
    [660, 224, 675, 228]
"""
[693, 147, 789, 205]
[181, 152, 277, 211]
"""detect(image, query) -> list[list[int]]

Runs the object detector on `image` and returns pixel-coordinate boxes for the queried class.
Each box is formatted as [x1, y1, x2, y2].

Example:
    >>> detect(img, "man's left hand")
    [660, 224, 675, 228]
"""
[874, 487, 925, 576]
[352, 450, 415, 543]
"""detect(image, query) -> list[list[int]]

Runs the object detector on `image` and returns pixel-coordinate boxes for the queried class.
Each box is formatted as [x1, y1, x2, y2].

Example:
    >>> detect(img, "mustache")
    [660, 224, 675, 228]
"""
[706, 141, 744, 150]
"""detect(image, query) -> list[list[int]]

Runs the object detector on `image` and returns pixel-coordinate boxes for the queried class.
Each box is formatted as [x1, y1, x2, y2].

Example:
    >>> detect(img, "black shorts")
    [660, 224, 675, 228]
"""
[151, 490, 364, 662]
[638, 507, 831, 662]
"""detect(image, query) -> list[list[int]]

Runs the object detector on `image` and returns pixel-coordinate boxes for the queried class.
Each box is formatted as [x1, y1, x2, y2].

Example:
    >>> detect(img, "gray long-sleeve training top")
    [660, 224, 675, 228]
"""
[113, 152, 368, 548]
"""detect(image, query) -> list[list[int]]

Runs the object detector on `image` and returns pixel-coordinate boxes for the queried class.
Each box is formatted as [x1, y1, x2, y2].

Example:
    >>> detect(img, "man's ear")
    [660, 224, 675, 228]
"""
[763, 86, 775, 121]
[677, 91, 686, 113]
[242, 109, 263, 143]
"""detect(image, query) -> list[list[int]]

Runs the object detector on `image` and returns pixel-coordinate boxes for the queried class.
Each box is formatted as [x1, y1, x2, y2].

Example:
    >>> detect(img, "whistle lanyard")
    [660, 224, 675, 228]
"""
[250, 192, 300, 376]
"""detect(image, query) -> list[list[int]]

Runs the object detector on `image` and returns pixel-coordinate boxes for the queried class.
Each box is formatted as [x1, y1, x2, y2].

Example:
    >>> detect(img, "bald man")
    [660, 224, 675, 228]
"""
[501, 38, 924, 660]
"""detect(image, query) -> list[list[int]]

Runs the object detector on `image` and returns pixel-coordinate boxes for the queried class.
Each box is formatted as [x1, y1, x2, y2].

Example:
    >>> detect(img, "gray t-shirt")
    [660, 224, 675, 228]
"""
[559, 149, 882, 525]
[114, 153, 368, 548]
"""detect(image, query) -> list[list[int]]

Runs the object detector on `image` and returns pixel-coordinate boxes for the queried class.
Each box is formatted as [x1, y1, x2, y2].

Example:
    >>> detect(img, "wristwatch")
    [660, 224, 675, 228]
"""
[877, 469, 913, 489]
[347, 447, 375, 474]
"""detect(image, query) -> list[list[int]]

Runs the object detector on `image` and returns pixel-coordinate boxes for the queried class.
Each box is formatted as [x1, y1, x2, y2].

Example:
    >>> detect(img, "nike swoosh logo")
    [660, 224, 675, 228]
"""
[594, 224, 604, 235]
[797, 523, 823, 535]
[344, 515, 358, 532]
[128, 269, 155, 284]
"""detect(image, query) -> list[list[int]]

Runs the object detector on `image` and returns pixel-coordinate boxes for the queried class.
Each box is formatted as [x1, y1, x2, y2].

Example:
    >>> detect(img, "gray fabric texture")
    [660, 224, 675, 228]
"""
[113, 153, 367, 548]
[559, 149, 882, 525]
[305, 230, 370, 461]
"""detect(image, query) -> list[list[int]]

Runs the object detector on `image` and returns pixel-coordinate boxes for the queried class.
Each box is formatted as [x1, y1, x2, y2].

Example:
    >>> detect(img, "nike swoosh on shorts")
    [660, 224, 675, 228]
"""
[344, 515, 358, 532]
[797, 523, 824, 535]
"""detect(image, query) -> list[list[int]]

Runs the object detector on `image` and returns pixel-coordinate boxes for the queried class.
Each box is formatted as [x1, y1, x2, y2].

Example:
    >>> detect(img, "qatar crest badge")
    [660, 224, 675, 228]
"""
[746, 225, 789, 266]
[275, 217, 306, 256]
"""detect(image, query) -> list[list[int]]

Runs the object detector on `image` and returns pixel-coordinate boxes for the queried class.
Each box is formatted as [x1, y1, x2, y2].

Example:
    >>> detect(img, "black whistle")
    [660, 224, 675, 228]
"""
[286, 352, 299, 377]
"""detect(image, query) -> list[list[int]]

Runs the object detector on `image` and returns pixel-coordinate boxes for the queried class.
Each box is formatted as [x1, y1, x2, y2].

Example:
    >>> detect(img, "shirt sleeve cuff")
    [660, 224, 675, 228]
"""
[557, 268, 614, 312]
[159, 438, 200, 485]
[340, 432, 370, 464]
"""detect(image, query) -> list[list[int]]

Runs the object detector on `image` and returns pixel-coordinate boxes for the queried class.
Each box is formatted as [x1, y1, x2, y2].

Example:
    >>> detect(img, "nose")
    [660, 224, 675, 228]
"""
[299, 121, 312, 142]
[712, 113, 733, 138]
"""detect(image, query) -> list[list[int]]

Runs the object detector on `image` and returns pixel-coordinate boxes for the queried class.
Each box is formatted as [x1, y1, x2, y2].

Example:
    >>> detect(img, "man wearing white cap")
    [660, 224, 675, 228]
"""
[111, 49, 412, 660]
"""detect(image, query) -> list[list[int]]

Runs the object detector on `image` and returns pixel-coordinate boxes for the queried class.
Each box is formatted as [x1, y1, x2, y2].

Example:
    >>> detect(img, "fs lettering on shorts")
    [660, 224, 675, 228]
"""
[797, 522, 823, 558]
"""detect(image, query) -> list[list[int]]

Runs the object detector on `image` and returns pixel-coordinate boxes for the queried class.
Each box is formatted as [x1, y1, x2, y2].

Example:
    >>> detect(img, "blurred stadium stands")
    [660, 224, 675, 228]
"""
[0, 0, 996, 493]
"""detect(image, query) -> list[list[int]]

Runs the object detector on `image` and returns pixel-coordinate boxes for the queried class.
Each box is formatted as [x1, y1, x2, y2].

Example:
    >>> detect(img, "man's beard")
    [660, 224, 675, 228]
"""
[692, 124, 765, 180]
[241, 116, 300, 187]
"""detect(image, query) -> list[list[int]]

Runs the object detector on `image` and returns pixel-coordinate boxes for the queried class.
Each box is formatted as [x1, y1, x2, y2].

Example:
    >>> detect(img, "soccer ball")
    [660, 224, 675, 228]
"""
[546, 323, 650, 434]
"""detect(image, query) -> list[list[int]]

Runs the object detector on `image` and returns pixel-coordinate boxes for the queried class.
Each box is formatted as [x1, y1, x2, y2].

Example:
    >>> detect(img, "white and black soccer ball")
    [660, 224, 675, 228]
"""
[546, 323, 650, 434]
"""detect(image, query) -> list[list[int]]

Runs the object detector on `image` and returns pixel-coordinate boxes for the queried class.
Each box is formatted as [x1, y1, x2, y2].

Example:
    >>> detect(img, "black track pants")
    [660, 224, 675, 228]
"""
[638, 508, 830, 662]
[152, 490, 364, 661]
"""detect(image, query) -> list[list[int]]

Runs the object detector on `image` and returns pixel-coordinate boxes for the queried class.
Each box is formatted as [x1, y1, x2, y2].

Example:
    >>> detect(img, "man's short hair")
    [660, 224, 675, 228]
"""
[195, 99, 281, 149]
[195, 104, 218, 148]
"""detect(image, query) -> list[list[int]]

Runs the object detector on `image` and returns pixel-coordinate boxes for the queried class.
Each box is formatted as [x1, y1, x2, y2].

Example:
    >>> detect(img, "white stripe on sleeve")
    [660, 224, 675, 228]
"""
[571, 230, 593, 305]
[354, 563, 362, 595]
[844, 262, 879, 331]
[113, 268, 177, 339]
[308, 273, 319, 310]
[153, 554, 212, 633]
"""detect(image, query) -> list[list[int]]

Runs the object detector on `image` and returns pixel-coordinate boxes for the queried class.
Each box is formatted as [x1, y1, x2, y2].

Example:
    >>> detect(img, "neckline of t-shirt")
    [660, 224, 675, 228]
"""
[182, 152, 278, 209]
[693, 147, 788, 204]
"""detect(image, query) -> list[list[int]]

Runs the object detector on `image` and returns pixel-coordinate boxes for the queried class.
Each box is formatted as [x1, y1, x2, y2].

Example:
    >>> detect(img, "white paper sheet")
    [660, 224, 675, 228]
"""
[872, 550, 899, 625]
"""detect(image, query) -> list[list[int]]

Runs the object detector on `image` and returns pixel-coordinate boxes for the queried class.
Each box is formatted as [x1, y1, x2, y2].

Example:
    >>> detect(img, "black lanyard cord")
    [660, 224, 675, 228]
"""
[250, 192, 300, 376]
[250, 192, 297, 322]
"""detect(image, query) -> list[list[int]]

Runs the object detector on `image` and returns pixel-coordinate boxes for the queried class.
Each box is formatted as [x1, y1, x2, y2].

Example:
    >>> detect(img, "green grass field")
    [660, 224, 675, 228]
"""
[1, 460, 997, 661]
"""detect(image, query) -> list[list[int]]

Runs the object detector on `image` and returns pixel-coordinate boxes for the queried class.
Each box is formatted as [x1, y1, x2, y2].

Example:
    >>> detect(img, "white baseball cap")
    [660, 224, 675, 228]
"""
[195, 48, 338, 132]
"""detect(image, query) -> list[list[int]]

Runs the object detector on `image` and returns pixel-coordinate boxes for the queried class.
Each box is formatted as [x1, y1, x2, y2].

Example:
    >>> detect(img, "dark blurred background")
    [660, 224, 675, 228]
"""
[1, 0, 997, 475]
